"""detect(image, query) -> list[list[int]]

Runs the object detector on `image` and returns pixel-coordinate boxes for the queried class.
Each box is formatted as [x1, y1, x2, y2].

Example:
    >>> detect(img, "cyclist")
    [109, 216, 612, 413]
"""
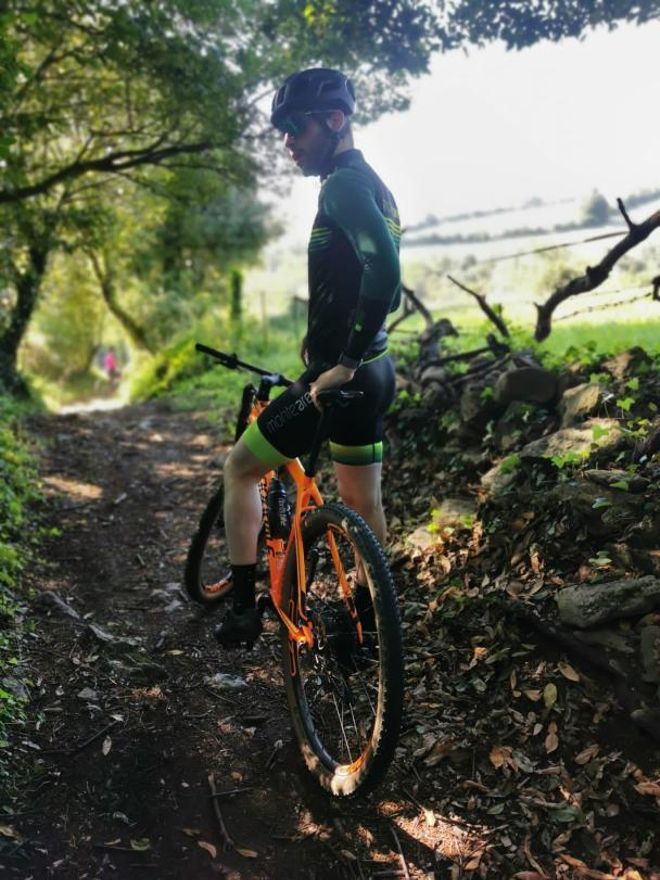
[217, 68, 402, 646]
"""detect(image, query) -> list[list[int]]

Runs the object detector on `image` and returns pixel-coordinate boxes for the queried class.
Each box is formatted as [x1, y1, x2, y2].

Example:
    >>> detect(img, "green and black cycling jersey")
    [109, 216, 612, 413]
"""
[307, 149, 401, 365]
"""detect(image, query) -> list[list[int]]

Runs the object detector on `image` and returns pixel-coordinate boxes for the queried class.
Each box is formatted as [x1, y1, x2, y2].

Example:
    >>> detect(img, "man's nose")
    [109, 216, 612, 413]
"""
[283, 132, 296, 149]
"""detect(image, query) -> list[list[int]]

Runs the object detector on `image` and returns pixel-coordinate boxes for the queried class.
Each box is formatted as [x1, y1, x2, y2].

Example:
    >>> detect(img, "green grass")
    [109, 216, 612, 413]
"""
[389, 314, 660, 367]
[129, 318, 303, 412]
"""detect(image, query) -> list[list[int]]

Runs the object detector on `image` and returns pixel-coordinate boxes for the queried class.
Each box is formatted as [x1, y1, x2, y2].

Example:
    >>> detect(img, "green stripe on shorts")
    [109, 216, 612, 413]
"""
[329, 441, 383, 466]
[242, 421, 291, 468]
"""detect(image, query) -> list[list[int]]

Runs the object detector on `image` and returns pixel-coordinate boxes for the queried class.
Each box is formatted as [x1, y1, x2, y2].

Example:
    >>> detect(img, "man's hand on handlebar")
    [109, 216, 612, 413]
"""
[309, 364, 355, 412]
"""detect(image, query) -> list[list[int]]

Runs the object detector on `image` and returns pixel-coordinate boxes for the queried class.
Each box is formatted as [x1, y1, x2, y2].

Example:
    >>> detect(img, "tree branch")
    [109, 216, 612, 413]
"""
[447, 275, 510, 337]
[535, 200, 660, 341]
[0, 139, 216, 205]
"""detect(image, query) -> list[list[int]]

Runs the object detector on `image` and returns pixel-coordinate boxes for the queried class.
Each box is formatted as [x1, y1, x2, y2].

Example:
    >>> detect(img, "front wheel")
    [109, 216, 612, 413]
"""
[280, 502, 404, 797]
[184, 484, 233, 604]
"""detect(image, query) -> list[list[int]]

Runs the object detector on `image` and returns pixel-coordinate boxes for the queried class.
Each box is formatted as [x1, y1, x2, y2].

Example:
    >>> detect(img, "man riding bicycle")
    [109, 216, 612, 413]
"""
[218, 68, 402, 647]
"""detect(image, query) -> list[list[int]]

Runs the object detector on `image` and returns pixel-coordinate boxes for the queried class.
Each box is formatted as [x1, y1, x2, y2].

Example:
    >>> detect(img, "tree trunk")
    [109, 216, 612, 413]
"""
[230, 268, 243, 323]
[0, 244, 49, 396]
[88, 251, 154, 353]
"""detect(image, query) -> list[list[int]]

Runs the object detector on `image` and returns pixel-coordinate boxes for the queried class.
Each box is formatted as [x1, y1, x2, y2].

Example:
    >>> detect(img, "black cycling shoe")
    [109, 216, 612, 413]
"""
[215, 606, 262, 649]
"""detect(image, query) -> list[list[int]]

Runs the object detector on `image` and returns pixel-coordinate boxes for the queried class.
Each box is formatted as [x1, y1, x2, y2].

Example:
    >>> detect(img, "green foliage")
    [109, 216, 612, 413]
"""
[130, 317, 303, 411]
[549, 450, 587, 470]
[616, 396, 635, 412]
[444, 0, 657, 49]
[0, 395, 40, 743]
[499, 453, 521, 475]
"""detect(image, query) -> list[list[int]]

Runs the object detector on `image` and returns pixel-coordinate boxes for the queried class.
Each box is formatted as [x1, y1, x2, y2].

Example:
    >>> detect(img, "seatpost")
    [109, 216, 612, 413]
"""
[305, 407, 333, 478]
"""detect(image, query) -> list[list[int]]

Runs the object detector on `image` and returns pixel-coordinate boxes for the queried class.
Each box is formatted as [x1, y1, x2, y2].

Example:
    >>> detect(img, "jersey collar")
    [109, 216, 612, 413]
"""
[321, 149, 364, 180]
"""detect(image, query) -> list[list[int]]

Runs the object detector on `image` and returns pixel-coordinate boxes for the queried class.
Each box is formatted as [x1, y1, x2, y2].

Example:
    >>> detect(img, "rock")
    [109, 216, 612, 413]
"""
[601, 347, 651, 381]
[630, 707, 660, 743]
[204, 672, 247, 690]
[432, 497, 476, 527]
[481, 460, 517, 498]
[520, 419, 623, 461]
[584, 469, 649, 493]
[631, 548, 660, 576]
[419, 365, 449, 387]
[574, 627, 636, 654]
[406, 526, 440, 552]
[556, 575, 660, 628]
[493, 367, 558, 406]
[640, 625, 660, 683]
[626, 512, 660, 549]
[459, 383, 502, 430]
[559, 383, 602, 427]
[548, 478, 642, 537]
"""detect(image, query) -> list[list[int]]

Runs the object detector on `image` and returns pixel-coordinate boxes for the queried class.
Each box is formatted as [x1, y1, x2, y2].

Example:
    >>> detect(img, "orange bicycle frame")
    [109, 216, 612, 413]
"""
[248, 401, 355, 650]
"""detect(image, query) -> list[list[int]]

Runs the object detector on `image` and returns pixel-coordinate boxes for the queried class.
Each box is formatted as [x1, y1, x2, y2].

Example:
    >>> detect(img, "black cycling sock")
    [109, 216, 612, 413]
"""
[231, 564, 256, 612]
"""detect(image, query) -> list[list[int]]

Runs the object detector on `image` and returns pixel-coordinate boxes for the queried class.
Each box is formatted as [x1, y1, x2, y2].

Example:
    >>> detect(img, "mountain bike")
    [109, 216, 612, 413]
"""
[185, 343, 404, 797]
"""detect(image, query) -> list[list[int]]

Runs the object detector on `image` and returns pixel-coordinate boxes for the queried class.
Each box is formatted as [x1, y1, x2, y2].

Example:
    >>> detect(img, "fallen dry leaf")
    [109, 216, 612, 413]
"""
[235, 847, 258, 858]
[102, 736, 112, 756]
[574, 744, 599, 765]
[543, 683, 558, 709]
[545, 722, 559, 754]
[524, 689, 542, 702]
[633, 781, 660, 797]
[558, 661, 580, 682]
[489, 744, 513, 769]
[0, 825, 20, 840]
[130, 838, 151, 851]
[424, 738, 458, 767]
[198, 840, 217, 858]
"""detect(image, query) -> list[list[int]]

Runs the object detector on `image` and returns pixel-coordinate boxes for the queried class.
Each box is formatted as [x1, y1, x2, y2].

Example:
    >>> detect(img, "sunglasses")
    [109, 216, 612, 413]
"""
[276, 111, 316, 137]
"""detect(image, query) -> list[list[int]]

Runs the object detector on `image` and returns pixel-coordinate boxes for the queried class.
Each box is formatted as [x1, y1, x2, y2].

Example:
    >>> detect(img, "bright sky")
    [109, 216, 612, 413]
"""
[270, 20, 660, 248]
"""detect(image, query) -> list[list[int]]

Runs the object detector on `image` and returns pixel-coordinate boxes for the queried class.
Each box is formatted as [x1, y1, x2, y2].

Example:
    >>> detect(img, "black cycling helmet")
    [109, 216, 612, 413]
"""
[271, 68, 355, 129]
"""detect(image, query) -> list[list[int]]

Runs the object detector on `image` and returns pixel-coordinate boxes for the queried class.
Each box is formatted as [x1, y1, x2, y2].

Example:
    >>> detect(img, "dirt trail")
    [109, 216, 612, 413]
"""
[9, 401, 433, 880]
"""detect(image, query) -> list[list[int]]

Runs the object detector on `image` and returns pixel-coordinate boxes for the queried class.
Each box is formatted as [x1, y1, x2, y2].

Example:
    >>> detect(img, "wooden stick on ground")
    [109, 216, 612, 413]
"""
[389, 825, 411, 880]
[207, 773, 234, 852]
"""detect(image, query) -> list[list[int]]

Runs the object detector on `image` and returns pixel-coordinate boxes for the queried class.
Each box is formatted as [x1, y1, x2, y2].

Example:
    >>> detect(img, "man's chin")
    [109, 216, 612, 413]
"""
[297, 158, 321, 177]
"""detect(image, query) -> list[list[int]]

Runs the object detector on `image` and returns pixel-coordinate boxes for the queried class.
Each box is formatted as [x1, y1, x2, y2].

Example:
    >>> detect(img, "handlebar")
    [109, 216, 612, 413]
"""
[195, 342, 292, 388]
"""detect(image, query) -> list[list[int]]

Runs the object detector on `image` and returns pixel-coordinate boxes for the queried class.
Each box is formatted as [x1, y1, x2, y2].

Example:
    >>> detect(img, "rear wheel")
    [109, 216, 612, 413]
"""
[280, 502, 404, 797]
[184, 484, 233, 604]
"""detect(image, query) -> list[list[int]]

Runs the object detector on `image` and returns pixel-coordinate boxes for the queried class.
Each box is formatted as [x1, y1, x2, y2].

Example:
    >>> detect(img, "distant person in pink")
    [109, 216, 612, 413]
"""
[104, 348, 119, 382]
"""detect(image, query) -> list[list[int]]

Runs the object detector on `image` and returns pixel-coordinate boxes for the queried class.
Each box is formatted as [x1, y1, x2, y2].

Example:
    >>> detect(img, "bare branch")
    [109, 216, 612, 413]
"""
[534, 201, 660, 341]
[0, 139, 217, 205]
[401, 284, 433, 326]
[447, 275, 510, 338]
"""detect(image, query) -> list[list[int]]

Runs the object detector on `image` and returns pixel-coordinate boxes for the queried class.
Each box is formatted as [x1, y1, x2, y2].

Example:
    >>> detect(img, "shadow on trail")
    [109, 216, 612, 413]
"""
[8, 401, 447, 880]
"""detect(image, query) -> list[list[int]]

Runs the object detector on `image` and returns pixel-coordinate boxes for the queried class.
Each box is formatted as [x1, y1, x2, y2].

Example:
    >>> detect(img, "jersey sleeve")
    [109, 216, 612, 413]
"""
[322, 168, 400, 362]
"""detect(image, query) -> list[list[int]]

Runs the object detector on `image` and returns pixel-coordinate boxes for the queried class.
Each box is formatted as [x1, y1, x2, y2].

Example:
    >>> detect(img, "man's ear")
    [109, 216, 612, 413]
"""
[325, 109, 346, 133]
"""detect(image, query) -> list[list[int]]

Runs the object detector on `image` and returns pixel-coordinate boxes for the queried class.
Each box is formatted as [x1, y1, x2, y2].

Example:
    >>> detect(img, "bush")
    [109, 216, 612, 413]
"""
[0, 395, 40, 754]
